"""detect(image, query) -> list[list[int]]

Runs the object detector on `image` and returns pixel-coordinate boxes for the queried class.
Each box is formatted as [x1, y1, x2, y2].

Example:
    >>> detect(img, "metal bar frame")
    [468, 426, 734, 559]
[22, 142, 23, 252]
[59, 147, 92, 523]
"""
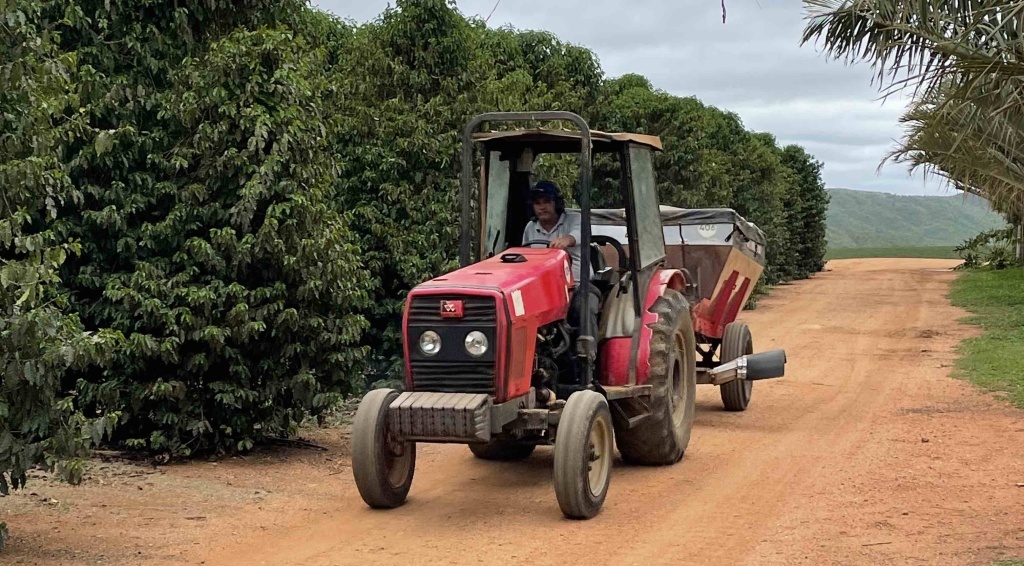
[460, 111, 595, 386]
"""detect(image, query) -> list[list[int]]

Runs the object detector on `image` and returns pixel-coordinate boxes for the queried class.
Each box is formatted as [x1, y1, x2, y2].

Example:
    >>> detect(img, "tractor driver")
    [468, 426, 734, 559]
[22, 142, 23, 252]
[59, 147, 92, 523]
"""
[523, 180, 601, 347]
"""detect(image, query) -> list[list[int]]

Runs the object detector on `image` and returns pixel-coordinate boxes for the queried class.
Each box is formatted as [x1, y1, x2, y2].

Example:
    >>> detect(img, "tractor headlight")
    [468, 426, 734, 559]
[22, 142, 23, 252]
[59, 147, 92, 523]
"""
[419, 331, 441, 356]
[464, 331, 488, 357]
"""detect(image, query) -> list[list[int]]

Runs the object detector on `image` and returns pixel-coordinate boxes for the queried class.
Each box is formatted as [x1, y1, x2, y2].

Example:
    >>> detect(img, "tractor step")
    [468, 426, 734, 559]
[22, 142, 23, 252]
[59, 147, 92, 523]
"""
[602, 384, 653, 400]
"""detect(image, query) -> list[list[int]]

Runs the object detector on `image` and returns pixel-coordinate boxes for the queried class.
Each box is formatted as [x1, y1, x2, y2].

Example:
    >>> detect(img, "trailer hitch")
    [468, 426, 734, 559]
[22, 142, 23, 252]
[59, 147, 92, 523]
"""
[708, 349, 787, 385]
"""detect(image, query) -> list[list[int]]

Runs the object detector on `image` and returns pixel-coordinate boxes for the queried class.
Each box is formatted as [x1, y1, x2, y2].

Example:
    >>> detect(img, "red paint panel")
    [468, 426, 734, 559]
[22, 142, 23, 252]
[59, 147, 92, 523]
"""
[504, 325, 533, 400]
[599, 338, 633, 386]
[710, 271, 738, 325]
[692, 270, 745, 340]
[692, 298, 716, 337]
[599, 269, 687, 387]
[720, 277, 750, 331]
[635, 270, 683, 385]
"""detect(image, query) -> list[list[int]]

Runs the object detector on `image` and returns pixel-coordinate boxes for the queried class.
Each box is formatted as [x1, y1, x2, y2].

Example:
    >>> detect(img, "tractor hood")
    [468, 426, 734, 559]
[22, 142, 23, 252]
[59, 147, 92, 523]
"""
[413, 247, 573, 322]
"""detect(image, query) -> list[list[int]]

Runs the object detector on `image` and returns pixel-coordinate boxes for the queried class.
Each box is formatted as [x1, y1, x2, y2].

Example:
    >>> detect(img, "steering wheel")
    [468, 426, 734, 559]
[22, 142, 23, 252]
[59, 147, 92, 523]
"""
[520, 239, 574, 269]
[521, 239, 554, 248]
[590, 235, 629, 271]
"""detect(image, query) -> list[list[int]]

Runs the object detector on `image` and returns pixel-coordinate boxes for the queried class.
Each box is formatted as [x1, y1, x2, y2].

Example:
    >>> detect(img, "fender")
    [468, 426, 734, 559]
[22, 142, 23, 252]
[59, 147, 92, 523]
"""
[599, 269, 687, 386]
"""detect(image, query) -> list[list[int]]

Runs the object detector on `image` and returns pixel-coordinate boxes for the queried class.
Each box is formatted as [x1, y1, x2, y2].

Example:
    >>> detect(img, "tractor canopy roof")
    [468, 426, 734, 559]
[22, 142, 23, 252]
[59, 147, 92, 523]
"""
[471, 128, 663, 153]
[584, 205, 767, 246]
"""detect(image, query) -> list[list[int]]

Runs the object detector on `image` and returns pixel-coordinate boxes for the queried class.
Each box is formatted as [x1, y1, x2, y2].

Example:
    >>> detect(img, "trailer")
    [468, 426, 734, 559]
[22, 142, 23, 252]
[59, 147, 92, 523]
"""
[587, 205, 774, 410]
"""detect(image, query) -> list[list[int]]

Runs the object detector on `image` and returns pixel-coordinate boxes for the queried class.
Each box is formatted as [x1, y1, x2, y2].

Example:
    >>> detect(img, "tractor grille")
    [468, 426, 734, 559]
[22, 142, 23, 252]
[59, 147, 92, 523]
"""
[409, 360, 495, 395]
[407, 294, 498, 395]
[408, 295, 497, 325]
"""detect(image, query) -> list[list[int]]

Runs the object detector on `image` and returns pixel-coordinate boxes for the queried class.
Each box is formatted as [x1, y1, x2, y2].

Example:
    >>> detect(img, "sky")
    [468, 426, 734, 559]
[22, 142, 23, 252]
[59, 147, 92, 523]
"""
[313, 0, 954, 196]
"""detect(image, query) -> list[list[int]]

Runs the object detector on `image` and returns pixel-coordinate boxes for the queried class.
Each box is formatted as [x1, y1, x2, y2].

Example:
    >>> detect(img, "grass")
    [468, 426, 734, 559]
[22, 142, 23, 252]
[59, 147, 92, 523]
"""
[825, 246, 959, 260]
[991, 560, 1024, 566]
[948, 267, 1024, 409]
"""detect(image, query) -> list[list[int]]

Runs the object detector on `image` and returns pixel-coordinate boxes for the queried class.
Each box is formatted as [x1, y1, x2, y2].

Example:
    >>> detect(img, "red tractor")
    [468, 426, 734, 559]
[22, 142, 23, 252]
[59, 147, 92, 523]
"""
[351, 112, 786, 519]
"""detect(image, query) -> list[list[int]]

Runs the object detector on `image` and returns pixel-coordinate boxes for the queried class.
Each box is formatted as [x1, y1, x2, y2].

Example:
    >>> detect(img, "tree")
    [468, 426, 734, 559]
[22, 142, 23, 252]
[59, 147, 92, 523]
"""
[1, 0, 122, 500]
[802, 0, 1024, 263]
[781, 145, 830, 276]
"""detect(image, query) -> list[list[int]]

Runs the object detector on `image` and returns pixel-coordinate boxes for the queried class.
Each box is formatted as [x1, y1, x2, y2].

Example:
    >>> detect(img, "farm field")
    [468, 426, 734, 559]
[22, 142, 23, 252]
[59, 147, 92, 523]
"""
[825, 246, 959, 260]
[2, 258, 1023, 566]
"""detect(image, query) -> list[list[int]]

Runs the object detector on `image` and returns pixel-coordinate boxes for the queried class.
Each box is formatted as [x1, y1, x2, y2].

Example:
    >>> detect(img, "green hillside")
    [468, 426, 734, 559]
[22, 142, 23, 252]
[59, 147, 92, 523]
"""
[826, 188, 1007, 248]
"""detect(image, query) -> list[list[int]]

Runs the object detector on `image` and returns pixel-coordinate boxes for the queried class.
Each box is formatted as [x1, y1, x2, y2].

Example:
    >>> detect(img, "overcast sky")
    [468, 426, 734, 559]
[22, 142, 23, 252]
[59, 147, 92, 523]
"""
[313, 0, 952, 196]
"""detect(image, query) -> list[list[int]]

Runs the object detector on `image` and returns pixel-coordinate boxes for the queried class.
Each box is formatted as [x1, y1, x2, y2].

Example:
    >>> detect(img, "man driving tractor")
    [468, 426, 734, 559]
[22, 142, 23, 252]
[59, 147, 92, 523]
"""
[523, 180, 600, 349]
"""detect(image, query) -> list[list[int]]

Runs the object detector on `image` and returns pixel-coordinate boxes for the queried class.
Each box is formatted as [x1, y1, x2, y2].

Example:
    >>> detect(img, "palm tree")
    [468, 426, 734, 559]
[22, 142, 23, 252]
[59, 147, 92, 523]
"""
[801, 0, 1024, 263]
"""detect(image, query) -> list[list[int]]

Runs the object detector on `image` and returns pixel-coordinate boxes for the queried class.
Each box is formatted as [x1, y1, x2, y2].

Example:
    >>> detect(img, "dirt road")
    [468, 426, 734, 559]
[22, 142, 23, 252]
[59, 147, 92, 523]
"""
[3, 259, 1024, 565]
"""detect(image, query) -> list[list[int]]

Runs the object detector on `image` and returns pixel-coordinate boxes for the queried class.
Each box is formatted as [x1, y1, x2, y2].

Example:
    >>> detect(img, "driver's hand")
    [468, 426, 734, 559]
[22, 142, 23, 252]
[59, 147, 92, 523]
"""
[550, 235, 575, 250]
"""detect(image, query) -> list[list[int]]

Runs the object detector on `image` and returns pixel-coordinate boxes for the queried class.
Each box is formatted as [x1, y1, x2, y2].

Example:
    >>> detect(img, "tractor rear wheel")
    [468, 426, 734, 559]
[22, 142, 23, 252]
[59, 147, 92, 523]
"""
[719, 322, 754, 411]
[615, 288, 697, 465]
[553, 390, 613, 520]
[468, 438, 536, 461]
[351, 388, 416, 509]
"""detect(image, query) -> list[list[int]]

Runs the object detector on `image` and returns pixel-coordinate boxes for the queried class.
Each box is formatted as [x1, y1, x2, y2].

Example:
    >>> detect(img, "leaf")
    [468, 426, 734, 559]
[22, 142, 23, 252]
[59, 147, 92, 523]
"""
[95, 130, 114, 156]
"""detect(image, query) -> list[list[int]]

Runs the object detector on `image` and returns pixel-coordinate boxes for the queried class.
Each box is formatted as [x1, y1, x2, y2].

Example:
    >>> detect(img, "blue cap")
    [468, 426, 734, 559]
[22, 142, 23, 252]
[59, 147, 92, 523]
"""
[530, 180, 561, 200]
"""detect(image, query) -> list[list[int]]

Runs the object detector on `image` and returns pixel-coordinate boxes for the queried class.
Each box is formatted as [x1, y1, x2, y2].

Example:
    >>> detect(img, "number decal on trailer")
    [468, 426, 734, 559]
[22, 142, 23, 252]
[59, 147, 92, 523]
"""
[698, 224, 717, 238]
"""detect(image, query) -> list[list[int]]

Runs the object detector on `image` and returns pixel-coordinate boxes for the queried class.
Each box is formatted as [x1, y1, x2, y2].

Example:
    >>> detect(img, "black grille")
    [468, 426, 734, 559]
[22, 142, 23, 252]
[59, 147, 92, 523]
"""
[408, 295, 497, 324]
[407, 294, 497, 395]
[409, 360, 495, 395]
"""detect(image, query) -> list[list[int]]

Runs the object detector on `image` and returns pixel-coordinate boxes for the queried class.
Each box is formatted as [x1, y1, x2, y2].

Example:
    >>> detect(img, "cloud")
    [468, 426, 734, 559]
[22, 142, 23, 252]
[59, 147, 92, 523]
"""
[314, 0, 949, 196]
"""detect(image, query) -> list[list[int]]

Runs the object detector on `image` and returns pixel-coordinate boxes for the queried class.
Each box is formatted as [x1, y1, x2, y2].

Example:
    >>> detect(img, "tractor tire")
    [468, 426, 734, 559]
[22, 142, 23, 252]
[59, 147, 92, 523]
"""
[719, 322, 754, 411]
[553, 390, 614, 520]
[351, 388, 416, 509]
[468, 438, 536, 461]
[615, 288, 697, 466]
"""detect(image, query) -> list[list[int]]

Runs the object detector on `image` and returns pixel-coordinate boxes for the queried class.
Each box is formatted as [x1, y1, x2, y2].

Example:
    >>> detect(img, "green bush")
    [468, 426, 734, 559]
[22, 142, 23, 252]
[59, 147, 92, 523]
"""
[1, 0, 123, 496]
[955, 226, 1016, 270]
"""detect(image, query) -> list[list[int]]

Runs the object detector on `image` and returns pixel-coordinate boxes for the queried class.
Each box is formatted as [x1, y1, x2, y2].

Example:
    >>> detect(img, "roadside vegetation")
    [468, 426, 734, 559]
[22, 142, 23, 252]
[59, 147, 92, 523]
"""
[949, 267, 1024, 409]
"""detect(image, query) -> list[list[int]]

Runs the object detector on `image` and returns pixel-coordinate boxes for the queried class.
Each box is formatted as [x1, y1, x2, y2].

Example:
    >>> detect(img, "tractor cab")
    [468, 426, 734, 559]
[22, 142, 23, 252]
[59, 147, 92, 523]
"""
[464, 123, 671, 370]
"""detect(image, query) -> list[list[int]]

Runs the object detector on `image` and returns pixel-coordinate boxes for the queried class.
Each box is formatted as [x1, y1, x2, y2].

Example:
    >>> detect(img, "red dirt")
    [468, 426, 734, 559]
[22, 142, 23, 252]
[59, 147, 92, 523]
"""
[2, 258, 1023, 565]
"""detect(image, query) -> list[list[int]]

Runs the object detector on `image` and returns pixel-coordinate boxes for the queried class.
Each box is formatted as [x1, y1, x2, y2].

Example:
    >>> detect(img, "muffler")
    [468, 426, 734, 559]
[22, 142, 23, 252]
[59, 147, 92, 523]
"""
[708, 349, 787, 385]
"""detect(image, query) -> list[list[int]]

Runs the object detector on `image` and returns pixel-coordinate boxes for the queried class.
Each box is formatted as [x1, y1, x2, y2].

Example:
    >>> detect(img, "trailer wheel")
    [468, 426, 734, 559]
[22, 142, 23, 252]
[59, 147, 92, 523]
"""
[468, 438, 536, 461]
[553, 390, 613, 520]
[720, 322, 753, 411]
[351, 388, 416, 509]
[615, 288, 697, 465]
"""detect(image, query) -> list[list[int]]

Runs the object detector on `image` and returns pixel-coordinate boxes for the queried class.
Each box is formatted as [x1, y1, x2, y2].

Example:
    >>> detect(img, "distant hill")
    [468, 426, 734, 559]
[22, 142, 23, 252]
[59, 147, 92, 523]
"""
[826, 188, 1008, 249]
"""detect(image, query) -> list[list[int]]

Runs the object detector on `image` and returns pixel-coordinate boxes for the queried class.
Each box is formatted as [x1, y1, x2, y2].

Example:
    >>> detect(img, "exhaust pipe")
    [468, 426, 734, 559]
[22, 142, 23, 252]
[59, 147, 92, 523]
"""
[708, 349, 787, 385]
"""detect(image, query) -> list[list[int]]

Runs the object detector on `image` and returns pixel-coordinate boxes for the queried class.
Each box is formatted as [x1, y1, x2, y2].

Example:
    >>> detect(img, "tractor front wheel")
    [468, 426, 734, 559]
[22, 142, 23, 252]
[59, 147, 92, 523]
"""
[553, 390, 613, 520]
[720, 322, 754, 411]
[615, 288, 697, 465]
[351, 388, 416, 509]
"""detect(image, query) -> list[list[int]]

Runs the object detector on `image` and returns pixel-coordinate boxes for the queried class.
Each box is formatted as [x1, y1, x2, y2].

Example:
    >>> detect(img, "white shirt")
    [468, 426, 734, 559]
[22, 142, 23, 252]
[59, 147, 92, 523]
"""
[522, 211, 592, 284]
